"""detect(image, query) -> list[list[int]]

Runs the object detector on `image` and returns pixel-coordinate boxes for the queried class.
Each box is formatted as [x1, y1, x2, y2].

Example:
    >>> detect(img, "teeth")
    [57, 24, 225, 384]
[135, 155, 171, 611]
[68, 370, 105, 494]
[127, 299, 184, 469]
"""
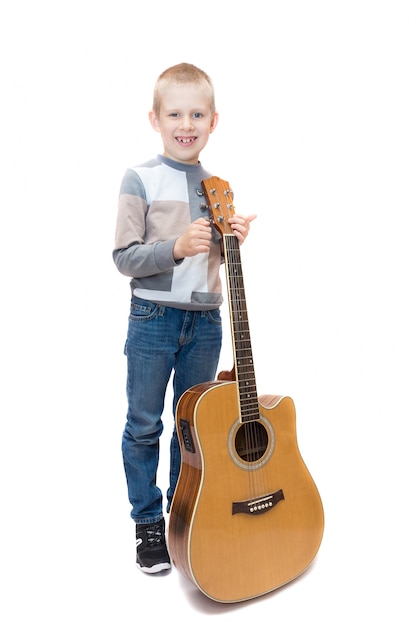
[179, 138, 193, 143]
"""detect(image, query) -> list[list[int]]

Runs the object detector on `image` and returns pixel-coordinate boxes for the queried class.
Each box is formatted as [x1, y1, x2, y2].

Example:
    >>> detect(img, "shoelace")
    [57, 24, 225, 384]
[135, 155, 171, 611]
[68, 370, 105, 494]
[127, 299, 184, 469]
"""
[145, 525, 163, 546]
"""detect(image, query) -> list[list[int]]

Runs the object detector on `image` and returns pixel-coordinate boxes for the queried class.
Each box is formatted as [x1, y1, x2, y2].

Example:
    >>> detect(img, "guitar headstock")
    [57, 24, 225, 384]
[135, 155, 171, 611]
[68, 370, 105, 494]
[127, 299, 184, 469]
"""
[201, 176, 235, 238]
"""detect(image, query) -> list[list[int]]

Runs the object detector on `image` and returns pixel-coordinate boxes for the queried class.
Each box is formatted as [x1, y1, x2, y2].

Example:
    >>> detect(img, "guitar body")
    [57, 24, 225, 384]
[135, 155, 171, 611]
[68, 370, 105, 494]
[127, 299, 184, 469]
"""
[169, 380, 324, 603]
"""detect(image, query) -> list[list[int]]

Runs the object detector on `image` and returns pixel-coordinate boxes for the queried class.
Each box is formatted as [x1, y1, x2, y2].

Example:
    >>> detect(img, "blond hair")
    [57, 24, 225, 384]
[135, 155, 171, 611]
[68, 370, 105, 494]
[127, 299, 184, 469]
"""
[152, 63, 216, 116]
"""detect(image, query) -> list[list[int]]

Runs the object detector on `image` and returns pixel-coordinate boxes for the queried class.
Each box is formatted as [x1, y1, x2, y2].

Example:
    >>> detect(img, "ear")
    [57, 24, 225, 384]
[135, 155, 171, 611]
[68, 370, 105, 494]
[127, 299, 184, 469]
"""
[149, 110, 160, 132]
[210, 112, 219, 133]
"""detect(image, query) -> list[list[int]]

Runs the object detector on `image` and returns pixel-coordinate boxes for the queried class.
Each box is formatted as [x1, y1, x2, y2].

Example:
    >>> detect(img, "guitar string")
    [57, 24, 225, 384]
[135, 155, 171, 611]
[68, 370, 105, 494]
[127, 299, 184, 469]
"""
[206, 178, 268, 502]
[225, 232, 266, 501]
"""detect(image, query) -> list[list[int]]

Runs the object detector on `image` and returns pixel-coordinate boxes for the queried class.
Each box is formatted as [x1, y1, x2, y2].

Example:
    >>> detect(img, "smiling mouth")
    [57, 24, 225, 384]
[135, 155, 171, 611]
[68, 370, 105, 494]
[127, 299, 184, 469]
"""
[176, 136, 196, 145]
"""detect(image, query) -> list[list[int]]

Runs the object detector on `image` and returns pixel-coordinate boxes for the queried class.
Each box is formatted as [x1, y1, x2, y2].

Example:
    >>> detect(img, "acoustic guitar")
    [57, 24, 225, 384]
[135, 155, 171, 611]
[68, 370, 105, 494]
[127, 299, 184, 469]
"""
[168, 176, 324, 603]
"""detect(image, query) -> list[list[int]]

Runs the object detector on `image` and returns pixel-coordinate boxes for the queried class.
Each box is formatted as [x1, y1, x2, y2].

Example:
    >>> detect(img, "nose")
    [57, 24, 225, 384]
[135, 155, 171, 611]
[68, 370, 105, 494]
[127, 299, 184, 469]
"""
[180, 115, 194, 131]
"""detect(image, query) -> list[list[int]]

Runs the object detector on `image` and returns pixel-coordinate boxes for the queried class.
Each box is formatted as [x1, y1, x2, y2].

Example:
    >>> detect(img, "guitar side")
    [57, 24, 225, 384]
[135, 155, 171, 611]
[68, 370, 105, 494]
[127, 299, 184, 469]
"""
[168, 381, 324, 603]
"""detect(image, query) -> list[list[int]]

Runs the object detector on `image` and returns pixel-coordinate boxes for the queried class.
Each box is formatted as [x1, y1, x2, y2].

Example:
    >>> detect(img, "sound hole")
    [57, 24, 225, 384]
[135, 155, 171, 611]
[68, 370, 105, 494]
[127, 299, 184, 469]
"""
[234, 421, 268, 462]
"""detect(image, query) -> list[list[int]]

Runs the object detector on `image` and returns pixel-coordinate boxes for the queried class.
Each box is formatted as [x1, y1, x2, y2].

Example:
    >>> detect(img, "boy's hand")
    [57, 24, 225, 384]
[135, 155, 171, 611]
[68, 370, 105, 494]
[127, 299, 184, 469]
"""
[173, 218, 212, 260]
[228, 213, 257, 245]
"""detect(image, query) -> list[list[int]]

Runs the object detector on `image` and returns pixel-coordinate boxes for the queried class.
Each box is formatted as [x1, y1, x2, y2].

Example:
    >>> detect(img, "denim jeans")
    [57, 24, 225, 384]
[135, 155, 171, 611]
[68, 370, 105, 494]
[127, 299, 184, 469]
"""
[122, 295, 222, 524]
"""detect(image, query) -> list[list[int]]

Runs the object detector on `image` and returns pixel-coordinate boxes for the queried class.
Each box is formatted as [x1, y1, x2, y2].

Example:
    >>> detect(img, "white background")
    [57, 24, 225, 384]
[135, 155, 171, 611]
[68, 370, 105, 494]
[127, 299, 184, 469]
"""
[1, 1, 415, 623]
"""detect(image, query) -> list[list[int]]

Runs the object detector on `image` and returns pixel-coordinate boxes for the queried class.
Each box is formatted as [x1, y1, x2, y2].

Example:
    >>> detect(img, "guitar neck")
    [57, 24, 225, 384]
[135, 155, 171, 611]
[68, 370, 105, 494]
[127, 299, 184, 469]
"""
[223, 233, 260, 423]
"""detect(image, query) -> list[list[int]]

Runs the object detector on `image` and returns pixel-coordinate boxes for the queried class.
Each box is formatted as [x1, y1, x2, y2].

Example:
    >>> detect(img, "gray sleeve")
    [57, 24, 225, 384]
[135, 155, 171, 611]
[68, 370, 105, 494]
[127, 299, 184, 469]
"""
[113, 239, 182, 278]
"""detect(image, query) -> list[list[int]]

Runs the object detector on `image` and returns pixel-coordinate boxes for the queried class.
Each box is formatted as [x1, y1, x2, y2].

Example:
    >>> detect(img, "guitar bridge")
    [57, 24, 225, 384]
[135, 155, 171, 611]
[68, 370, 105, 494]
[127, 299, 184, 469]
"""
[232, 489, 284, 516]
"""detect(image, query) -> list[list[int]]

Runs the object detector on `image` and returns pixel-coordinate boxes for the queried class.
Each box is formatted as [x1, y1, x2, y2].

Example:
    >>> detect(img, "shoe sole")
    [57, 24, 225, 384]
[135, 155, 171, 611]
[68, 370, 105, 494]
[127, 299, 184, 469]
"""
[136, 561, 171, 574]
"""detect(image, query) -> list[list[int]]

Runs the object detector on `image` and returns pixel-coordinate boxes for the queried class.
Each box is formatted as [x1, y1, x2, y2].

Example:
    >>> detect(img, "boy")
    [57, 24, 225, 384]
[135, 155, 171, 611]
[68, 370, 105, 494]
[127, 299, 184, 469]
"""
[113, 63, 256, 574]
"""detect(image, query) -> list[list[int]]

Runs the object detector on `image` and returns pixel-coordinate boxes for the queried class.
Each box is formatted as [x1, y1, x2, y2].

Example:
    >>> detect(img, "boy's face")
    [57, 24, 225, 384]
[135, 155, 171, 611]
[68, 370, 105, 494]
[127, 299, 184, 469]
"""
[149, 83, 218, 165]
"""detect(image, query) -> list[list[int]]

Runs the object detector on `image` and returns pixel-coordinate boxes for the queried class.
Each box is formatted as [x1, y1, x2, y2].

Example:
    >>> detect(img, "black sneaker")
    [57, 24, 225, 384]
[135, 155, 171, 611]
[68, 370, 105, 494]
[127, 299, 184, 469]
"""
[135, 519, 171, 574]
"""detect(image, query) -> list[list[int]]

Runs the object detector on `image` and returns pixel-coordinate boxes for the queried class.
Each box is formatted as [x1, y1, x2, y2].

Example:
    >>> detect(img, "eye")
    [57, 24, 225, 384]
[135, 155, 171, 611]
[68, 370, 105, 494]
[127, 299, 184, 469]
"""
[192, 112, 203, 119]
[169, 112, 180, 118]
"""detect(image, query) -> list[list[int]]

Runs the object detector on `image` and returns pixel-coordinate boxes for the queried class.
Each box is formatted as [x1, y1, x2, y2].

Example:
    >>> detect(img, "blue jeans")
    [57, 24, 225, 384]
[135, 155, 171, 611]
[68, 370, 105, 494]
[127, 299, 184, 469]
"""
[122, 295, 222, 524]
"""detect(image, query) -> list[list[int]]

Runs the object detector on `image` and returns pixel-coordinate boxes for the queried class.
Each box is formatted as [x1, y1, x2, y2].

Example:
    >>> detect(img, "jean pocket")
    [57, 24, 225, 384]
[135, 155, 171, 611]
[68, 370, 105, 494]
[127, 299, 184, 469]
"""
[129, 297, 158, 321]
[206, 308, 222, 326]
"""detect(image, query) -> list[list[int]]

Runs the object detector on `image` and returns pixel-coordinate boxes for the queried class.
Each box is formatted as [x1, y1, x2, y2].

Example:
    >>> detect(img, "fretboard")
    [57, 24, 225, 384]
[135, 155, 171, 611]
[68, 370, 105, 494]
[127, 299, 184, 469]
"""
[223, 233, 260, 423]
